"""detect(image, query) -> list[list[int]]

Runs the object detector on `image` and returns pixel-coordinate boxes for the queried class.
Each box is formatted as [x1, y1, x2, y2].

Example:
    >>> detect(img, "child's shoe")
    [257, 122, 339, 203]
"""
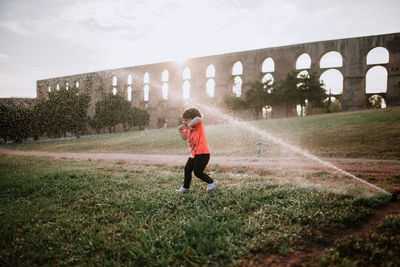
[176, 187, 189, 193]
[207, 180, 218, 191]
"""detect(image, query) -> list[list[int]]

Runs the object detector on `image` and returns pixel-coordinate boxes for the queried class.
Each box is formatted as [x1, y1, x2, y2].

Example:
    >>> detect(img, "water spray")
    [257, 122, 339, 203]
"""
[185, 99, 391, 195]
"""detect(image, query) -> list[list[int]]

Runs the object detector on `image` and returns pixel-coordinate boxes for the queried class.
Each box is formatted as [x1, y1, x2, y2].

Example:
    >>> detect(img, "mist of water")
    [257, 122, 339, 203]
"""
[185, 99, 390, 195]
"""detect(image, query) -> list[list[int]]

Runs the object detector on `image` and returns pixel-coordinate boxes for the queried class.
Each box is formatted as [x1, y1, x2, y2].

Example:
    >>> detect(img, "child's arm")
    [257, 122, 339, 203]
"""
[178, 124, 187, 140]
[187, 117, 201, 130]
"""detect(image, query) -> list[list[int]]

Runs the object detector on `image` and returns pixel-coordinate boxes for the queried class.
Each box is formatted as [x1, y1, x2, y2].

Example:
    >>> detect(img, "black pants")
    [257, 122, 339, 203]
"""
[184, 154, 213, 189]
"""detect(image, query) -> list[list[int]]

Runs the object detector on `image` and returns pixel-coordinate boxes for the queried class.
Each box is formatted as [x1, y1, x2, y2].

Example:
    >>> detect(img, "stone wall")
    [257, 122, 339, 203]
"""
[37, 32, 400, 128]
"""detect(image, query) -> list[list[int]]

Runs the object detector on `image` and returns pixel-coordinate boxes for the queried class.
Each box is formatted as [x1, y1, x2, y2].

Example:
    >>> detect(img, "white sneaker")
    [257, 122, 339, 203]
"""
[207, 180, 218, 191]
[176, 187, 189, 193]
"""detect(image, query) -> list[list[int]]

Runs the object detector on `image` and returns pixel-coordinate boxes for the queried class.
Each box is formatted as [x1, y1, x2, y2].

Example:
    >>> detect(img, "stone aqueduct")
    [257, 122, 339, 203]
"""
[37, 32, 400, 128]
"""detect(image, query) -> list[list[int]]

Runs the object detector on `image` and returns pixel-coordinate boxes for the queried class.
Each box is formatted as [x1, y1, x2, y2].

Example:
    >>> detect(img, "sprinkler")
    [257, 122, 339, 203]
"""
[256, 142, 263, 156]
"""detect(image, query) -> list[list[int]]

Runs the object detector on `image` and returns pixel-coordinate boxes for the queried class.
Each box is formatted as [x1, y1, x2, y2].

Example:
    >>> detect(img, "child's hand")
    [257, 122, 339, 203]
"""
[188, 126, 195, 131]
[178, 124, 186, 131]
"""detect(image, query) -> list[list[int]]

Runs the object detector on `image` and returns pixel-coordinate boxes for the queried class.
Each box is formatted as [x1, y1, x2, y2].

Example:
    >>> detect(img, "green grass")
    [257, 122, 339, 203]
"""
[319, 214, 400, 266]
[0, 155, 392, 266]
[8, 107, 400, 159]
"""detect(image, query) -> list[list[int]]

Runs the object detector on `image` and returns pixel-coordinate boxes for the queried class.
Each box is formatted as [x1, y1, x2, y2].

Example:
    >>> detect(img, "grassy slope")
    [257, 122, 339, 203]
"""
[9, 107, 400, 159]
[0, 155, 392, 266]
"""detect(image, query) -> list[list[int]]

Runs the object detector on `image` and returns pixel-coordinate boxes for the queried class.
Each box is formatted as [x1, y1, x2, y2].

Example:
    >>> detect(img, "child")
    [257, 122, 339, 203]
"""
[176, 108, 218, 193]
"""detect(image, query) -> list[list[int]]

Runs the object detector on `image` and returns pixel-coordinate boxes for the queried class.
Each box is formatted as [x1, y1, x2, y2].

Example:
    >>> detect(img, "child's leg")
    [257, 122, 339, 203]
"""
[183, 157, 195, 189]
[193, 154, 213, 184]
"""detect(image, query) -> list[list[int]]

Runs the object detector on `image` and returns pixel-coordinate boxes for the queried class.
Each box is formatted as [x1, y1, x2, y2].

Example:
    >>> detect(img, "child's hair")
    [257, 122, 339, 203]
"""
[182, 108, 202, 119]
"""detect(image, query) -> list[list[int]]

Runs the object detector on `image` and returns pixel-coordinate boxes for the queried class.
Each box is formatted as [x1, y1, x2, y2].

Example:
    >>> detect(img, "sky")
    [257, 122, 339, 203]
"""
[0, 0, 399, 98]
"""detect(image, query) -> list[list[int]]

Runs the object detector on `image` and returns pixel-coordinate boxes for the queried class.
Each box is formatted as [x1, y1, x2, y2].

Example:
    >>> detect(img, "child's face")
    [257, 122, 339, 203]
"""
[183, 118, 192, 125]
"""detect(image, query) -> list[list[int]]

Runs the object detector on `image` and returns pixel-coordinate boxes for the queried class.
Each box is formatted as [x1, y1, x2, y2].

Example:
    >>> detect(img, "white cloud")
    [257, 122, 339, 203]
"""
[0, 18, 34, 36]
[0, 54, 10, 60]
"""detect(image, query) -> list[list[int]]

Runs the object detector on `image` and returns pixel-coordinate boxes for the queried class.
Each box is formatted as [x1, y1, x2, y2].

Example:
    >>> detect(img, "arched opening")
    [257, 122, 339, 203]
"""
[262, 106, 272, 119]
[144, 72, 150, 84]
[183, 67, 191, 80]
[366, 66, 387, 94]
[206, 79, 215, 97]
[56, 84, 60, 90]
[112, 76, 117, 95]
[144, 85, 149, 102]
[162, 70, 169, 82]
[296, 53, 311, 70]
[75, 81, 79, 88]
[127, 74, 133, 85]
[183, 80, 190, 99]
[324, 96, 343, 113]
[127, 86, 132, 101]
[367, 94, 387, 109]
[233, 76, 242, 97]
[297, 70, 309, 90]
[262, 73, 274, 91]
[320, 51, 343, 68]
[262, 57, 274, 73]
[296, 101, 307, 117]
[162, 83, 168, 100]
[232, 61, 243, 75]
[367, 47, 389, 65]
[206, 64, 216, 78]
[320, 69, 344, 95]
[48, 86, 51, 92]
[66, 82, 69, 90]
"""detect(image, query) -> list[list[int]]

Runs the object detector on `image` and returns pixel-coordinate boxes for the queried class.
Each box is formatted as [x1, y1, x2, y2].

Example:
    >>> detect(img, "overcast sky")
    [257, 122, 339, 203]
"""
[0, 0, 399, 98]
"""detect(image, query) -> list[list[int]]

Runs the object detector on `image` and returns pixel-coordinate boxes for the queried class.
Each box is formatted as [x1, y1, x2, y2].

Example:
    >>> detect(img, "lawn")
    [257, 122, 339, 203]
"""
[1, 107, 400, 265]
[0, 154, 395, 266]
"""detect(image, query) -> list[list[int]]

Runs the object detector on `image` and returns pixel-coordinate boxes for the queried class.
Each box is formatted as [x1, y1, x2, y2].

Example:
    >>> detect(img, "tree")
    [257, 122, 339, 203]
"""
[0, 104, 32, 143]
[39, 86, 90, 138]
[270, 70, 327, 116]
[90, 94, 149, 133]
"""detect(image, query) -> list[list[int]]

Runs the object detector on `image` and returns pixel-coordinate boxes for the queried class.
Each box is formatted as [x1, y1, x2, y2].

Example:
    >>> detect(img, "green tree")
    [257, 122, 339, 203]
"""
[0, 104, 32, 143]
[42, 86, 90, 137]
[271, 70, 327, 116]
[91, 94, 135, 133]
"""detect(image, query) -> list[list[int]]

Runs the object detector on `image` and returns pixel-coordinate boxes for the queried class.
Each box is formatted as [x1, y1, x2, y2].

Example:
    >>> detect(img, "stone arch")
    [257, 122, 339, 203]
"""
[183, 80, 190, 99]
[367, 47, 389, 65]
[182, 67, 191, 80]
[232, 61, 243, 75]
[262, 73, 274, 87]
[320, 51, 343, 68]
[296, 53, 311, 70]
[261, 57, 274, 73]
[368, 94, 387, 108]
[144, 84, 149, 102]
[206, 79, 215, 97]
[366, 66, 387, 94]
[162, 83, 168, 100]
[144, 72, 150, 84]
[127, 74, 133, 85]
[162, 70, 169, 82]
[206, 64, 216, 78]
[233, 76, 242, 97]
[112, 75, 117, 95]
[127, 86, 132, 101]
[320, 69, 344, 95]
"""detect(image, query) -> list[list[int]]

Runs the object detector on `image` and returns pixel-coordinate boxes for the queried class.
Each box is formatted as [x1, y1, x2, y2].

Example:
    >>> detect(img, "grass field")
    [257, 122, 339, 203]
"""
[1, 108, 400, 266]
[0, 154, 395, 266]
[8, 107, 400, 160]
